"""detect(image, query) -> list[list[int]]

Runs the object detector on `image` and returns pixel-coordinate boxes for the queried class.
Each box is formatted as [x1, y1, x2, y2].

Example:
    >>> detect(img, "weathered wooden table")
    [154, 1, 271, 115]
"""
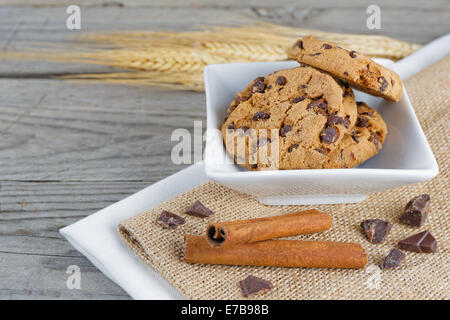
[0, 0, 448, 299]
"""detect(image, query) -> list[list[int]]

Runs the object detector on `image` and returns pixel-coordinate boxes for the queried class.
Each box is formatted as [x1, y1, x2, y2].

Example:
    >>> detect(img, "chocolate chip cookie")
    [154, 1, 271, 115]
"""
[287, 35, 403, 102]
[221, 66, 357, 170]
[320, 101, 387, 168]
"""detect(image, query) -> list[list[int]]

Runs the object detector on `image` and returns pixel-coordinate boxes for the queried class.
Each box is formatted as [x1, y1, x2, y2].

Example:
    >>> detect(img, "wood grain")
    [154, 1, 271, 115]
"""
[0, 0, 448, 299]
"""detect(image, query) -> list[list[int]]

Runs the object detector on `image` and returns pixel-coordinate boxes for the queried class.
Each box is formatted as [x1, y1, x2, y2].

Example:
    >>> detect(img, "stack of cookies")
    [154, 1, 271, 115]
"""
[221, 35, 402, 170]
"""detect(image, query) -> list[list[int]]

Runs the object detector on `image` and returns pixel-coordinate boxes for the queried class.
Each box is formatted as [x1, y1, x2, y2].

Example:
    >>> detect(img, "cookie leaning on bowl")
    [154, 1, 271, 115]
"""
[221, 66, 358, 170]
[287, 35, 403, 102]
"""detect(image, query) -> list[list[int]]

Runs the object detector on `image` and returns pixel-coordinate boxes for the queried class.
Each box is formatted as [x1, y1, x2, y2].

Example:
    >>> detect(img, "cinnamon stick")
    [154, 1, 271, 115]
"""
[185, 235, 367, 269]
[206, 209, 332, 247]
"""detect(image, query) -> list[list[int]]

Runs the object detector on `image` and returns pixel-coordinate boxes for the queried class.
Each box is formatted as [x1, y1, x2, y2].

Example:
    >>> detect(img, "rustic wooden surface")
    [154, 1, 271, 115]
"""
[0, 0, 448, 300]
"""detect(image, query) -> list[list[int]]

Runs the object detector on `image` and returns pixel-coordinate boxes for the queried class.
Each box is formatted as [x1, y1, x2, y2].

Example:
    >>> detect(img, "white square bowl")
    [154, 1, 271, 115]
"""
[204, 60, 438, 205]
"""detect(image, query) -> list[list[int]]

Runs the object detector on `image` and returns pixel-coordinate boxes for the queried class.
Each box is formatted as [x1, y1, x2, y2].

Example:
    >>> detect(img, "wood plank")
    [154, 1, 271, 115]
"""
[0, 79, 198, 181]
[0, 1, 448, 75]
[0, 253, 130, 299]
[0, 180, 151, 299]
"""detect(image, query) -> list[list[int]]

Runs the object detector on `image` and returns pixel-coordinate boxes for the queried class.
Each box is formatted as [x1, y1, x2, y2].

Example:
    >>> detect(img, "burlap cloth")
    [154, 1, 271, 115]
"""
[119, 55, 449, 300]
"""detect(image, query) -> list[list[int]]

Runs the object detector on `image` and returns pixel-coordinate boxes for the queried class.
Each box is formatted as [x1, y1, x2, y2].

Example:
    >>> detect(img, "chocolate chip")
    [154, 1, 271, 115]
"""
[251, 77, 266, 93]
[294, 40, 303, 49]
[327, 114, 345, 127]
[292, 95, 306, 103]
[361, 219, 392, 244]
[257, 137, 271, 147]
[280, 125, 293, 137]
[343, 116, 350, 128]
[288, 144, 299, 152]
[239, 275, 273, 297]
[185, 200, 214, 218]
[276, 76, 287, 85]
[343, 71, 349, 76]
[228, 104, 237, 114]
[349, 50, 357, 58]
[320, 127, 338, 144]
[352, 131, 360, 143]
[315, 148, 325, 154]
[378, 76, 388, 92]
[306, 100, 327, 116]
[234, 94, 250, 105]
[252, 111, 270, 121]
[323, 44, 332, 49]
[310, 53, 321, 56]
[156, 210, 186, 229]
[398, 230, 437, 253]
[369, 132, 382, 149]
[238, 126, 249, 135]
[300, 84, 308, 89]
[250, 164, 258, 169]
[380, 249, 405, 269]
[356, 116, 370, 127]
[361, 111, 374, 116]
[400, 194, 431, 227]
[227, 123, 235, 130]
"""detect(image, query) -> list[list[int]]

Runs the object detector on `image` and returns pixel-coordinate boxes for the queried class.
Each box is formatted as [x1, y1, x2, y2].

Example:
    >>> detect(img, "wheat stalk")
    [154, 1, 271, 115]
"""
[0, 23, 421, 91]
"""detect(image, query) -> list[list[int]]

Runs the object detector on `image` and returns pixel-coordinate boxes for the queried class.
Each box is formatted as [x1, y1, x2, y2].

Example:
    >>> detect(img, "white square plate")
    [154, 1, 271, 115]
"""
[204, 60, 439, 205]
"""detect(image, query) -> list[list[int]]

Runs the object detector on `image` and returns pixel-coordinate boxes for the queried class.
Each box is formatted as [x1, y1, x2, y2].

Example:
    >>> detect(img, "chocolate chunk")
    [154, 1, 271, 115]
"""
[227, 123, 235, 130]
[356, 116, 370, 127]
[398, 230, 437, 253]
[361, 219, 392, 244]
[323, 44, 332, 49]
[380, 249, 405, 269]
[156, 210, 186, 229]
[251, 77, 266, 93]
[320, 127, 338, 144]
[351, 132, 360, 143]
[250, 164, 258, 169]
[349, 50, 357, 58]
[300, 84, 308, 89]
[294, 40, 303, 49]
[310, 53, 321, 56]
[378, 77, 388, 92]
[343, 71, 349, 76]
[239, 275, 273, 297]
[252, 111, 270, 121]
[400, 194, 430, 227]
[280, 125, 293, 137]
[288, 143, 299, 153]
[185, 200, 214, 218]
[276, 76, 287, 85]
[292, 95, 306, 103]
